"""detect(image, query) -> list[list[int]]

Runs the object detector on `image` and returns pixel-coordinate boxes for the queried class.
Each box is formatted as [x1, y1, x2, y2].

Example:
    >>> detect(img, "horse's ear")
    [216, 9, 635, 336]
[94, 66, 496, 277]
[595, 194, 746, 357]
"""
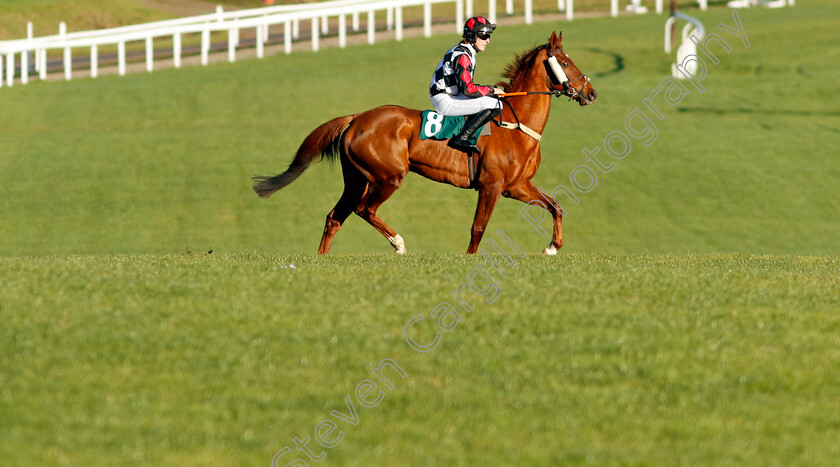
[549, 31, 563, 47]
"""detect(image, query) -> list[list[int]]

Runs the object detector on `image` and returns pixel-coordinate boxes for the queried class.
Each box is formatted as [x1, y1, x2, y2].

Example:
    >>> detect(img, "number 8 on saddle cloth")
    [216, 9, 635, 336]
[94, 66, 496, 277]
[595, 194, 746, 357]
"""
[419, 110, 492, 145]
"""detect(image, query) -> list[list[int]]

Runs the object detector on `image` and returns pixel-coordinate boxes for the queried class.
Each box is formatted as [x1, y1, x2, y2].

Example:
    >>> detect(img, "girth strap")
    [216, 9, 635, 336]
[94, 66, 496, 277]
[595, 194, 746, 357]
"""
[496, 121, 542, 142]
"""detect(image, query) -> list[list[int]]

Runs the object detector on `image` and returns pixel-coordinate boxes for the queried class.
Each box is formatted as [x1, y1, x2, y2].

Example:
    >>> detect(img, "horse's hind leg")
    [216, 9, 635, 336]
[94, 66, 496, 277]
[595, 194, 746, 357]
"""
[318, 167, 368, 255]
[355, 182, 406, 254]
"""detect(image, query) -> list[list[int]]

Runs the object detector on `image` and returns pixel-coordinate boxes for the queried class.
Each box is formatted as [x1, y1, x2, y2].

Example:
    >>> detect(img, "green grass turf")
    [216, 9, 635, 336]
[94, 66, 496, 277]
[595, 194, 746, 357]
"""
[0, 0, 171, 39]
[1, 0, 839, 464]
[2, 253, 839, 465]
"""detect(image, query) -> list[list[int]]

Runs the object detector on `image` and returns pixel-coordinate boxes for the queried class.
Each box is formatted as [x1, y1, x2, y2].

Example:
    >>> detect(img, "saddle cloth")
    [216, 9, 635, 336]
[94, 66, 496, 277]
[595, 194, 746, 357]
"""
[419, 110, 490, 144]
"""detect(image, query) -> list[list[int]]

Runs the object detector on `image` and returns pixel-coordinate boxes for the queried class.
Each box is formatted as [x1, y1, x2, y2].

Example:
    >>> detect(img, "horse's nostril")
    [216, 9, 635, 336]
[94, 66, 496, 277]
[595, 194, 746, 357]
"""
[589, 89, 598, 100]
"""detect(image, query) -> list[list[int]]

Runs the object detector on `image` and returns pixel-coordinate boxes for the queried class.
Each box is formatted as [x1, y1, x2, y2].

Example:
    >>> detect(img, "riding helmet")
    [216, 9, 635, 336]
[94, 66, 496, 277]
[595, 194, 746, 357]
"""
[462, 16, 496, 43]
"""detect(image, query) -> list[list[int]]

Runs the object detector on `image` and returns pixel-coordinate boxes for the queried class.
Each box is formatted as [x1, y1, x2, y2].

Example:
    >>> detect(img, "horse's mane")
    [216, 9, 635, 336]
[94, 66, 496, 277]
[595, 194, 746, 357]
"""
[497, 44, 547, 91]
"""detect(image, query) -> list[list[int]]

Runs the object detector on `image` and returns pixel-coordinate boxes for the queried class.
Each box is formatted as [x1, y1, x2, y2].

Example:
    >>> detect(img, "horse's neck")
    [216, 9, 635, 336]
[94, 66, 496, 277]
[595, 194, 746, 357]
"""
[507, 73, 552, 133]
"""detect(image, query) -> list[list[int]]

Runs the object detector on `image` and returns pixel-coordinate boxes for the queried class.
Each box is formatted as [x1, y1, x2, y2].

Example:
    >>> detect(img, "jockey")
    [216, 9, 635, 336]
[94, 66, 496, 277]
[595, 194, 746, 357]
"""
[429, 16, 504, 153]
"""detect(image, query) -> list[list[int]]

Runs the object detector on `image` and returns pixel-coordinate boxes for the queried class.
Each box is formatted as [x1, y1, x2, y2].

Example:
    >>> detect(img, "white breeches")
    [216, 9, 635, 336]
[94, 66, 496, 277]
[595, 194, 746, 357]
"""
[429, 93, 503, 117]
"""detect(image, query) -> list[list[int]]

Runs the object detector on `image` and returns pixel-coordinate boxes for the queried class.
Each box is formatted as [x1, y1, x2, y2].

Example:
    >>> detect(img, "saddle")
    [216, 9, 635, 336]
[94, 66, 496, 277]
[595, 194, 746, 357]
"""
[419, 110, 491, 145]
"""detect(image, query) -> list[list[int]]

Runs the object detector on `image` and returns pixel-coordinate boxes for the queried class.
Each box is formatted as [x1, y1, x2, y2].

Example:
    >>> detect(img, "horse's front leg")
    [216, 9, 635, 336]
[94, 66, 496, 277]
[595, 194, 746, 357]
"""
[507, 181, 564, 255]
[467, 184, 502, 254]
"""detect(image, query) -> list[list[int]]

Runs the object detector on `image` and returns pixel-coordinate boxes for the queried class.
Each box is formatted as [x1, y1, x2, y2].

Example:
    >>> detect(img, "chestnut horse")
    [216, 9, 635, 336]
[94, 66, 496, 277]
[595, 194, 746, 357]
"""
[253, 31, 596, 255]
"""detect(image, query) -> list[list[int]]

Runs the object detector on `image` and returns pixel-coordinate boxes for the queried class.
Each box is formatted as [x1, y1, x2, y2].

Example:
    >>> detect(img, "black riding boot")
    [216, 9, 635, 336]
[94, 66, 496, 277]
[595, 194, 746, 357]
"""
[449, 107, 501, 153]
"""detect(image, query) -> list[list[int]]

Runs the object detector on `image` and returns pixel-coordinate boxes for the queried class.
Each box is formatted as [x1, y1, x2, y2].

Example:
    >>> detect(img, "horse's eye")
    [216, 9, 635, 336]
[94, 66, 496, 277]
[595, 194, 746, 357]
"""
[562, 62, 569, 67]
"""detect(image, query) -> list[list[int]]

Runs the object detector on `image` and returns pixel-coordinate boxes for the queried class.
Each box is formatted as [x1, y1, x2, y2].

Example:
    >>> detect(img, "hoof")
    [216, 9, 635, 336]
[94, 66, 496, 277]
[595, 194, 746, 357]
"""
[542, 244, 558, 256]
[389, 234, 407, 255]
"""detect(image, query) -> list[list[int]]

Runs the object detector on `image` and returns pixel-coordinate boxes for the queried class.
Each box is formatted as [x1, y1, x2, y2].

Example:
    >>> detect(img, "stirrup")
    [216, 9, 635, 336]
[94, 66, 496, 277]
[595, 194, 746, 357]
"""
[449, 136, 479, 153]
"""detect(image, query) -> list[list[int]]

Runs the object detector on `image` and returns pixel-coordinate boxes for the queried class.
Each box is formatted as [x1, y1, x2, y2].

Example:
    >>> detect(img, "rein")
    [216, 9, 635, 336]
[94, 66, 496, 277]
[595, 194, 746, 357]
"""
[499, 90, 563, 97]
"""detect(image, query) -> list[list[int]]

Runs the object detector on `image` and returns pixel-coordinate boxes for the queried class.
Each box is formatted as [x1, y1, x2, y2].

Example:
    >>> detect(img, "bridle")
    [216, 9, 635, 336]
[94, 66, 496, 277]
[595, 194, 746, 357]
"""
[547, 46, 591, 103]
[492, 44, 593, 141]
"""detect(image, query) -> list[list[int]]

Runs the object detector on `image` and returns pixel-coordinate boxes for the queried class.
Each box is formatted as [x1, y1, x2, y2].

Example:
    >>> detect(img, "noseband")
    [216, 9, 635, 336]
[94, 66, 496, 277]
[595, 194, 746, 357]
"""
[547, 47, 591, 103]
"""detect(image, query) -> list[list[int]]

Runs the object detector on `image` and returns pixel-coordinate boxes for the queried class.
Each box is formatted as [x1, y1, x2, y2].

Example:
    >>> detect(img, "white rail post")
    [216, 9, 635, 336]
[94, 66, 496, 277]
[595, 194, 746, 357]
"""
[60, 22, 71, 81]
[28, 21, 37, 74]
[0, 57, 3, 88]
[5, 53, 13, 86]
[36, 47, 44, 76]
[63, 48, 72, 81]
[456, 0, 464, 33]
[489, 0, 497, 23]
[228, 25, 237, 62]
[257, 23, 265, 57]
[321, 15, 329, 34]
[118, 41, 126, 76]
[566, 0, 574, 21]
[424, 1, 432, 38]
[90, 44, 97, 78]
[367, 10, 375, 45]
[656, 0, 663, 13]
[284, 20, 292, 54]
[352, 11, 360, 31]
[557, 0, 565, 12]
[147, 36, 155, 71]
[396, 7, 403, 41]
[263, 15, 270, 43]
[201, 28, 210, 65]
[611, 0, 619, 17]
[311, 17, 320, 52]
[20, 49, 29, 84]
[525, 0, 533, 24]
[508, 0, 515, 14]
[338, 14, 347, 48]
[293, 19, 300, 39]
[233, 19, 240, 47]
[174, 32, 182, 68]
[387, 8, 394, 31]
[39, 49, 47, 80]
[466, 0, 474, 18]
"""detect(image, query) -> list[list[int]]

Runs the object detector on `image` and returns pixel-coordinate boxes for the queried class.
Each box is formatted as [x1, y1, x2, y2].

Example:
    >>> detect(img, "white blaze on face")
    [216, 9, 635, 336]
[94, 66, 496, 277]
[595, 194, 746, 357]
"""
[547, 56, 568, 84]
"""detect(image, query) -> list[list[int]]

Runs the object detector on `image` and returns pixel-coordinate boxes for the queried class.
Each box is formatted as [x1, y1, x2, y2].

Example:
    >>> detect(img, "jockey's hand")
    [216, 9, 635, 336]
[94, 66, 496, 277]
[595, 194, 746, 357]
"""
[492, 87, 505, 96]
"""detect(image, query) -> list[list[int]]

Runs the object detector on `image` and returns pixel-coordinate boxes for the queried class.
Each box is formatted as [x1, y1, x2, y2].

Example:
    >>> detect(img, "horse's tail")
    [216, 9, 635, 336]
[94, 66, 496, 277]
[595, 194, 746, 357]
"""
[252, 114, 355, 198]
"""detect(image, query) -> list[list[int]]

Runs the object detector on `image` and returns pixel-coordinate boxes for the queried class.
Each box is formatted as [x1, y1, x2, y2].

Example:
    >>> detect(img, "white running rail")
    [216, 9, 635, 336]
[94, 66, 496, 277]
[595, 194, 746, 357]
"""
[0, 0, 518, 87]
